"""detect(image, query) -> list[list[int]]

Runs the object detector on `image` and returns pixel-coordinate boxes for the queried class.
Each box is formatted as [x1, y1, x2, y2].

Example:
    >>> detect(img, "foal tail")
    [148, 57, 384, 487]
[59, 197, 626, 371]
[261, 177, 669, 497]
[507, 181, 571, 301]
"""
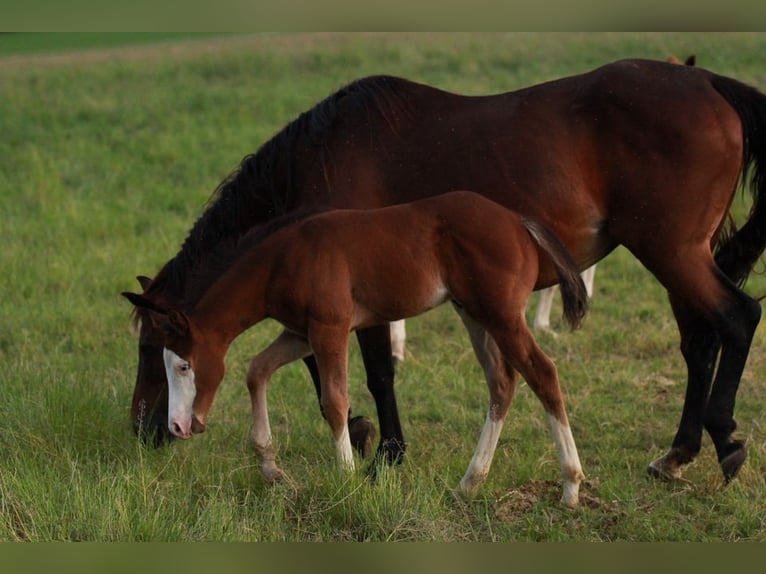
[522, 218, 589, 330]
[710, 74, 766, 287]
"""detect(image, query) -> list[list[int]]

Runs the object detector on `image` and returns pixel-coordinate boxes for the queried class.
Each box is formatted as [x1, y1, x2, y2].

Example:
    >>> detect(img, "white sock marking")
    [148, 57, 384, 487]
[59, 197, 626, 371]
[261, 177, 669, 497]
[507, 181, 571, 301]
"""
[547, 414, 584, 508]
[459, 411, 504, 495]
[336, 425, 355, 471]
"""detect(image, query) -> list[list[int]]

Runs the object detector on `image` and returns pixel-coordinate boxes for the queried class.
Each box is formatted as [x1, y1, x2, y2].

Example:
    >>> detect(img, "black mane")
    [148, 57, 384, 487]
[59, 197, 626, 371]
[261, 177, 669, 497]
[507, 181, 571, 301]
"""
[144, 74, 416, 306]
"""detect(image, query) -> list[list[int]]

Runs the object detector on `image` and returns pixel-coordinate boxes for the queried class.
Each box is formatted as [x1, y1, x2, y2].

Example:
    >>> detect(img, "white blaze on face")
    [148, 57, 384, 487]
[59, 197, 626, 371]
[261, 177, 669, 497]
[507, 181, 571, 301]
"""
[163, 348, 196, 439]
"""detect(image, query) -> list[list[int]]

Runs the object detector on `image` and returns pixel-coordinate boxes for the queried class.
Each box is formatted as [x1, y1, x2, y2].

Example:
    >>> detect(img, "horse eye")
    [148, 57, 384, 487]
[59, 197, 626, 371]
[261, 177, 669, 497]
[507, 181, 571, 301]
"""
[179, 362, 191, 373]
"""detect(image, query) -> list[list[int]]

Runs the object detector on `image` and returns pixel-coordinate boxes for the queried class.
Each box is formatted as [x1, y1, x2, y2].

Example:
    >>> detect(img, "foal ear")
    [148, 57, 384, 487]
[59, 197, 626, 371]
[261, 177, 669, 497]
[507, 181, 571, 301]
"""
[136, 276, 153, 291]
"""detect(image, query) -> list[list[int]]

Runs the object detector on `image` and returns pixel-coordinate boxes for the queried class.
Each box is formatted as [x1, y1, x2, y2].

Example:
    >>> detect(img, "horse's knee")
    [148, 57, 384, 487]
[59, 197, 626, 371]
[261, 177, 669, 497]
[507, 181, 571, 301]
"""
[320, 388, 349, 428]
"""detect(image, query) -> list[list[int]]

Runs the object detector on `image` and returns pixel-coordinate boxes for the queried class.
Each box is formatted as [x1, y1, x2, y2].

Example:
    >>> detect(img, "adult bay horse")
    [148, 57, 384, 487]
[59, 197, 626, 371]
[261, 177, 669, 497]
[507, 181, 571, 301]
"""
[124, 191, 590, 507]
[129, 57, 766, 483]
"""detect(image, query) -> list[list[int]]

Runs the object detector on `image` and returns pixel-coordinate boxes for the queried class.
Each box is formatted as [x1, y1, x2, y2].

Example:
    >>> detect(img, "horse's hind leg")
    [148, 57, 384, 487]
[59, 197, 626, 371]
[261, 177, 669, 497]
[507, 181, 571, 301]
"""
[533, 265, 595, 331]
[390, 320, 407, 363]
[247, 330, 312, 483]
[703, 273, 760, 480]
[647, 301, 719, 481]
[488, 317, 584, 508]
[533, 287, 556, 330]
[453, 308, 519, 497]
[643, 256, 760, 482]
[582, 264, 596, 298]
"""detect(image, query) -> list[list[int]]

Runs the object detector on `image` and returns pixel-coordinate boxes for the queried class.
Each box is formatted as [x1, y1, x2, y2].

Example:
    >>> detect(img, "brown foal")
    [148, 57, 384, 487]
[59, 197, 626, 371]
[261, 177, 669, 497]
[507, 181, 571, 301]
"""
[124, 191, 589, 506]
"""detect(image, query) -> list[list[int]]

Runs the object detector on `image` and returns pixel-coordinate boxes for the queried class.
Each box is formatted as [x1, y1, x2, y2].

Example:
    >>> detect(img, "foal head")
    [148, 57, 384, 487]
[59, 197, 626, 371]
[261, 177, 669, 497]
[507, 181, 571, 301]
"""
[123, 292, 225, 439]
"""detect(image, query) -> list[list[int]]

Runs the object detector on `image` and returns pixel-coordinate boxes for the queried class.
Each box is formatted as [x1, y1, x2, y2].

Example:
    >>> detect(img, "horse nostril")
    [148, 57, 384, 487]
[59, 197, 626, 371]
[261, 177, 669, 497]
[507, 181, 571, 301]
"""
[191, 416, 206, 434]
[172, 422, 185, 437]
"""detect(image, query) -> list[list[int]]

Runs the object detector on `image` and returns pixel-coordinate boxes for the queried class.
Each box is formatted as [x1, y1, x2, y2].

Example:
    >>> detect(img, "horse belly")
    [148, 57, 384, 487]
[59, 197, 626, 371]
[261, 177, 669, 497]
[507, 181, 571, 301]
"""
[351, 274, 449, 330]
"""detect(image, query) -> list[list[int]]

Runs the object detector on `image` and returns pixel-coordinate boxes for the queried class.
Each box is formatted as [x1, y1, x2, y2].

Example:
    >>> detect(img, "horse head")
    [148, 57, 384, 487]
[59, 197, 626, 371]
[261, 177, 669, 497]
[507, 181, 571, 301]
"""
[123, 290, 223, 440]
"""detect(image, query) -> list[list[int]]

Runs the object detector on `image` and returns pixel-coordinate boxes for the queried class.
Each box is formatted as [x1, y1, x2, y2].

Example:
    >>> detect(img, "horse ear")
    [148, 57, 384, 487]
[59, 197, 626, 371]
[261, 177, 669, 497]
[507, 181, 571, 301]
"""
[122, 292, 167, 316]
[136, 276, 153, 291]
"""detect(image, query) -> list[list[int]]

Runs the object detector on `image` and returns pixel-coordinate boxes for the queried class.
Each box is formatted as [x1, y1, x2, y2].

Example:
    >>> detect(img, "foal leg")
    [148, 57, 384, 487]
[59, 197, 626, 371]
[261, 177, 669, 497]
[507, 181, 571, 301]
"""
[490, 318, 584, 508]
[303, 354, 376, 459]
[247, 330, 312, 483]
[453, 309, 519, 497]
[311, 322, 355, 471]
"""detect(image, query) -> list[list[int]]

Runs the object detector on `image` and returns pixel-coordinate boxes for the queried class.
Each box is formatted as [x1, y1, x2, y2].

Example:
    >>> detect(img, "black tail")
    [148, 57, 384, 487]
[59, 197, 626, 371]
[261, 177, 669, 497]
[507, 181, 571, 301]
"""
[710, 74, 766, 287]
[522, 218, 589, 330]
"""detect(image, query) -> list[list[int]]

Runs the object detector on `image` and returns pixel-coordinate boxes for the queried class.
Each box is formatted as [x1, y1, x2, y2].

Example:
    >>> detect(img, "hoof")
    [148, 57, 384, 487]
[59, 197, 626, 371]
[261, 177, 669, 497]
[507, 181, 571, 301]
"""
[261, 465, 285, 484]
[560, 495, 578, 510]
[720, 441, 747, 483]
[646, 458, 686, 483]
[348, 416, 377, 459]
[456, 482, 479, 500]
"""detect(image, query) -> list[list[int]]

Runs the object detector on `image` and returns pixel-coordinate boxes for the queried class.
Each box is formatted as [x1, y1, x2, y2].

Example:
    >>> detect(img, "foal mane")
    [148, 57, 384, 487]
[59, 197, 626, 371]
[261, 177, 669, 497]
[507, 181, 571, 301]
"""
[139, 74, 416, 315]
[181, 207, 323, 306]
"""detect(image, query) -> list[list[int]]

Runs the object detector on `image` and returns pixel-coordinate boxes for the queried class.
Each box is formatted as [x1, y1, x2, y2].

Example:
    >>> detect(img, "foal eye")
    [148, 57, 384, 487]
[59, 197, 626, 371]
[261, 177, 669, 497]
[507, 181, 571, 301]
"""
[178, 362, 191, 373]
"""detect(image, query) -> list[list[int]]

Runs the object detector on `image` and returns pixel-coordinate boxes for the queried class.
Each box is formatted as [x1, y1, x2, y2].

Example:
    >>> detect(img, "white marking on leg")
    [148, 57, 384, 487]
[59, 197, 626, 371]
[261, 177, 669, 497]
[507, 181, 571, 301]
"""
[336, 425, 355, 471]
[390, 320, 407, 363]
[248, 331, 312, 483]
[251, 379, 282, 482]
[547, 413, 584, 508]
[459, 410, 504, 496]
[533, 287, 555, 330]
[582, 264, 596, 298]
[163, 348, 196, 439]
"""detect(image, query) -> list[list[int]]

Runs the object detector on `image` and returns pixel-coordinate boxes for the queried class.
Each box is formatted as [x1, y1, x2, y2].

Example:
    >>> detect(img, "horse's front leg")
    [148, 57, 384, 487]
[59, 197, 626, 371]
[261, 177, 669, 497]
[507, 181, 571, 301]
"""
[311, 322, 354, 471]
[247, 329, 312, 483]
[356, 324, 405, 467]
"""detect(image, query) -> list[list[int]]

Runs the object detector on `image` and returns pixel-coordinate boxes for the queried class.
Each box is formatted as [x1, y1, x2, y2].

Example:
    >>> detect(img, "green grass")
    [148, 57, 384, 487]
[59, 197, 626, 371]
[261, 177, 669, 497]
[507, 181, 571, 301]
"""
[2, 32, 766, 541]
[0, 33, 238, 57]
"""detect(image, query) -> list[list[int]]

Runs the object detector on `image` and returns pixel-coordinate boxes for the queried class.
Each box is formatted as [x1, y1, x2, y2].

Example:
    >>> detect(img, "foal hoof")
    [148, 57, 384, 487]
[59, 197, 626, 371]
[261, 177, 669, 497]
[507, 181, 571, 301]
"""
[349, 416, 377, 459]
[720, 441, 747, 483]
[261, 465, 286, 484]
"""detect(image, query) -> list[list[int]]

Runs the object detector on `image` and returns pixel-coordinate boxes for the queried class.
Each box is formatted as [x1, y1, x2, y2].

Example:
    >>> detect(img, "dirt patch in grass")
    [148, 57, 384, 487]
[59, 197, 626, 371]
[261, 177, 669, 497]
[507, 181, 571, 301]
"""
[494, 479, 620, 520]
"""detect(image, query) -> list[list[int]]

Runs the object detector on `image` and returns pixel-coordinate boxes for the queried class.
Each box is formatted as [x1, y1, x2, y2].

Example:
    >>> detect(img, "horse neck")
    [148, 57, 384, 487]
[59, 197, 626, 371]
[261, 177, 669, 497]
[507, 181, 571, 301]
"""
[188, 247, 271, 347]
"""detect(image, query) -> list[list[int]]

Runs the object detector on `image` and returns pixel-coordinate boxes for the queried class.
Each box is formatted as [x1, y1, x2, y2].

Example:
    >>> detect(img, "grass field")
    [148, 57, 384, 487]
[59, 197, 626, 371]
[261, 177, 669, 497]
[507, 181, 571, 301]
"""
[0, 33, 237, 57]
[2, 32, 766, 542]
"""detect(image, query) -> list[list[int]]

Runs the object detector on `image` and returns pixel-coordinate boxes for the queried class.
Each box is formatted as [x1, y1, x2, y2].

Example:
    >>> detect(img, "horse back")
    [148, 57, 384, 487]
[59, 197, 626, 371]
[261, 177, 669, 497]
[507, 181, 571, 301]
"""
[309, 60, 744, 274]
